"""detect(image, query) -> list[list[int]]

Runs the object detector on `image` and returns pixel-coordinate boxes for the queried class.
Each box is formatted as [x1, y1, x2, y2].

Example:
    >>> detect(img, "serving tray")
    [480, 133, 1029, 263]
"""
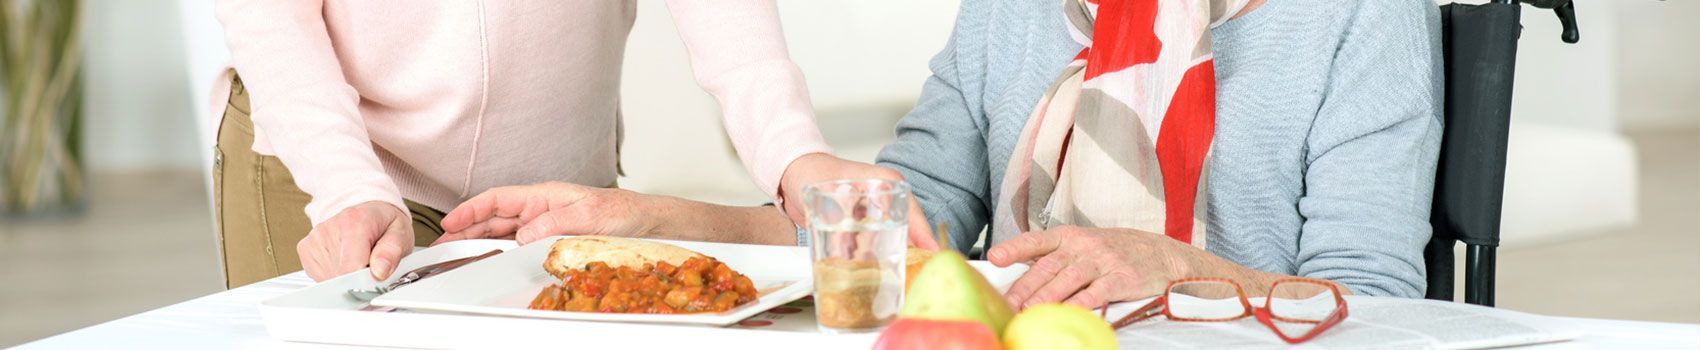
[258, 239, 1026, 349]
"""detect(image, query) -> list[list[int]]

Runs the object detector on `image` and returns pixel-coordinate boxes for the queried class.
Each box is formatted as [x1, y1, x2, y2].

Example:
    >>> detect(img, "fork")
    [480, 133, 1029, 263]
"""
[346, 249, 504, 302]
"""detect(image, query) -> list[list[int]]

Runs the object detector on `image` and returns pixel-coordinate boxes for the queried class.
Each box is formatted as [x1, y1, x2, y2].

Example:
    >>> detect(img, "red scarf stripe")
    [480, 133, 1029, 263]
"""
[1152, 61, 1216, 243]
[1083, 0, 1162, 80]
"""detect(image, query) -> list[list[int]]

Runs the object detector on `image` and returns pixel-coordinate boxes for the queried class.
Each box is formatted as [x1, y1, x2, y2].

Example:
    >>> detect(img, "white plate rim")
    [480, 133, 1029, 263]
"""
[370, 236, 816, 326]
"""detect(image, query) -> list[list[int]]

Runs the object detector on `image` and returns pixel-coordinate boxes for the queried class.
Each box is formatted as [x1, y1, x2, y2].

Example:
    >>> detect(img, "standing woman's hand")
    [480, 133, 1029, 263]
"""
[297, 201, 415, 282]
[778, 153, 940, 250]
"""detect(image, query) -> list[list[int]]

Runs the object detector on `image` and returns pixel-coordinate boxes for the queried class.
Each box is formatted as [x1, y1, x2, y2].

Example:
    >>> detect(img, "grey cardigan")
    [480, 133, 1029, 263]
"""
[874, 0, 1444, 298]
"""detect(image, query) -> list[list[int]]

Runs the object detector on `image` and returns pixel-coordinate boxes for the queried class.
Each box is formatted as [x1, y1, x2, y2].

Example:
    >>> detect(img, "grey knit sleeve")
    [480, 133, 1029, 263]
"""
[1294, 0, 1445, 298]
[875, 8, 995, 254]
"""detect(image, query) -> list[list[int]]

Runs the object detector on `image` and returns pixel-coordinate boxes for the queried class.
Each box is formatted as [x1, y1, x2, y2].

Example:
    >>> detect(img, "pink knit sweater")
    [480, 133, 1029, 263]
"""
[212, 0, 831, 225]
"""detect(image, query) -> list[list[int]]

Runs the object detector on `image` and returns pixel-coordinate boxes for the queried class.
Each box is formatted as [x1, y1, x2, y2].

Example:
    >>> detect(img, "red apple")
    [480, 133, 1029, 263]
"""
[873, 318, 1003, 350]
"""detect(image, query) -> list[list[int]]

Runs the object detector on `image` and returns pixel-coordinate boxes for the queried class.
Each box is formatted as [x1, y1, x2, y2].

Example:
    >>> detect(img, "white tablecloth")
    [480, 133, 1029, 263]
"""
[17, 272, 1700, 349]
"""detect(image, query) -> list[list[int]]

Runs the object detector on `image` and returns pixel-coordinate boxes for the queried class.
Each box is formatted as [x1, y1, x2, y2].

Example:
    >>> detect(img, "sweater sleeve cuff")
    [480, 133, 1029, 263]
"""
[754, 136, 833, 202]
[302, 185, 406, 227]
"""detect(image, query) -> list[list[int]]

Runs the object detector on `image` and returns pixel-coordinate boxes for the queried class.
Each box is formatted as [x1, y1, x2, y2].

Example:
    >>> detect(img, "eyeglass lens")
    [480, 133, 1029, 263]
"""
[1264, 281, 1340, 336]
[1166, 280, 1248, 320]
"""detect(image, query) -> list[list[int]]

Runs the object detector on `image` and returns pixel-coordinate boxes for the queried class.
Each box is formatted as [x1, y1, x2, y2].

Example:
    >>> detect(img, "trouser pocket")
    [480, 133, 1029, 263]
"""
[214, 72, 314, 289]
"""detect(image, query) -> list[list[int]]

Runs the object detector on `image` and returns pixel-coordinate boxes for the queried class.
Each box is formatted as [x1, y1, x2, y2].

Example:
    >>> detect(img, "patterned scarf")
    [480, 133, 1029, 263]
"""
[992, 0, 1249, 248]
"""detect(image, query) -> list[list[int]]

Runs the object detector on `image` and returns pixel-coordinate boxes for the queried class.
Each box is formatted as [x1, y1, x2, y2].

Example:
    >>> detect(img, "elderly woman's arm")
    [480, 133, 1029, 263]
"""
[1293, 0, 1443, 298]
[874, 18, 997, 254]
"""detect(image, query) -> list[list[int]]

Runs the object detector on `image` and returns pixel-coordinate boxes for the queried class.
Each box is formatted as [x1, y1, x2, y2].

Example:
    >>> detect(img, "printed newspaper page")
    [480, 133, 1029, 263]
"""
[1109, 296, 1578, 349]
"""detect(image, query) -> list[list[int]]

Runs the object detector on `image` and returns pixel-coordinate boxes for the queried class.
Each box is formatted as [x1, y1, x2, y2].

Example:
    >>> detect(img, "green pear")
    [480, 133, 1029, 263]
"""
[900, 251, 1016, 339]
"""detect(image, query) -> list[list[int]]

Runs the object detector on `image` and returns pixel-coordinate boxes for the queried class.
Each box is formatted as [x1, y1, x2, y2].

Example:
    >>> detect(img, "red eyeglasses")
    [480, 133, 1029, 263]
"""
[1103, 277, 1350, 344]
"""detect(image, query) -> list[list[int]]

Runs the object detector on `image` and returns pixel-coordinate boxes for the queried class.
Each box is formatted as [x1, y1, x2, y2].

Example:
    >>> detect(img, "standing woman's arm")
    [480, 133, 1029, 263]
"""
[215, 0, 405, 223]
[665, 1, 940, 249]
[662, 0, 833, 203]
[216, 1, 416, 281]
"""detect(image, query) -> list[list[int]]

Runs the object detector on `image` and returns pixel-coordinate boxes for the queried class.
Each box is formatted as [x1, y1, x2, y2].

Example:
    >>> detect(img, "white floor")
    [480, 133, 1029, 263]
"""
[1, 129, 1695, 347]
[0, 171, 223, 346]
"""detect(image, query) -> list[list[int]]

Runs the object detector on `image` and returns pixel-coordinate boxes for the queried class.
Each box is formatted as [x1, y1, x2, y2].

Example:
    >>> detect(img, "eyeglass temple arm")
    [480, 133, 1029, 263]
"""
[1106, 296, 1168, 329]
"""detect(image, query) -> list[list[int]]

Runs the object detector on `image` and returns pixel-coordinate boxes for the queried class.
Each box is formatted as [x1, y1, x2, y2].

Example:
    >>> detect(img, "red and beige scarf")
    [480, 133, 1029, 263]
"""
[992, 0, 1249, 249]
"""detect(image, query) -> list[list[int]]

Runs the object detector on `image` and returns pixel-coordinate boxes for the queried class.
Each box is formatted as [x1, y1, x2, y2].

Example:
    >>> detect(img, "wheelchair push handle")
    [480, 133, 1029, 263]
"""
[1513, 0, 1581, 44]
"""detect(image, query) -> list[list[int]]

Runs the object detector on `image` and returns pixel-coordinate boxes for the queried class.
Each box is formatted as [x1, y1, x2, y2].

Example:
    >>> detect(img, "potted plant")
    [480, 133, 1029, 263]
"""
[0, 0, 84, 216]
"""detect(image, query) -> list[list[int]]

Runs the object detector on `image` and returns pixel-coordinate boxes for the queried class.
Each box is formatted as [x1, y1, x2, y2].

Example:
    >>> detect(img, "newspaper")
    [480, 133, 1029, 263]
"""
[731, 295, 1578, 349]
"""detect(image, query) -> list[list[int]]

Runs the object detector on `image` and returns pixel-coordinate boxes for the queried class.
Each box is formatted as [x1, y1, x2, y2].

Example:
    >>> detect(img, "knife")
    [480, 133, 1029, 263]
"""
[347, 248, 504, 303]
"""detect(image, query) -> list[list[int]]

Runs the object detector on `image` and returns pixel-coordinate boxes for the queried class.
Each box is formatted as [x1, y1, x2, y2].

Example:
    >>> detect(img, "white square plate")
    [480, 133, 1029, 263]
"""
[369, 236, 816, 326]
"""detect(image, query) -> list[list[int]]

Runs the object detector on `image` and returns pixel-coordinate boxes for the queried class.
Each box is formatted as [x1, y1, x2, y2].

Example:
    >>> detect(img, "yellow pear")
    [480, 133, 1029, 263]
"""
[1003, 304, 1117, 350]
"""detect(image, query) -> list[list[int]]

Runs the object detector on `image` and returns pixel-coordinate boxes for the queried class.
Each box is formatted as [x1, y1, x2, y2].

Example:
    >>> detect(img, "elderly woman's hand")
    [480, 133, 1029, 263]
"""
[986, 226, 1207, 310]
[434, 182, 659, 245]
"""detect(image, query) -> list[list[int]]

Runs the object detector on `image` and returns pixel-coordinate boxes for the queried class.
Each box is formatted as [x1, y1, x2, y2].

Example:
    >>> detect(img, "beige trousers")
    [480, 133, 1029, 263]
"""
[214, 73, 444, 289]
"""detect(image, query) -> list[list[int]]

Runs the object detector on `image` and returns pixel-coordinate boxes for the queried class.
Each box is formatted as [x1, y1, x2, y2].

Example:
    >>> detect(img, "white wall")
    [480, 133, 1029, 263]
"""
[615, 1, 958, 204]
[1614, 0, 1700, 130]
[1504, 0, 1621, 131]
[82, 0, 201, 172]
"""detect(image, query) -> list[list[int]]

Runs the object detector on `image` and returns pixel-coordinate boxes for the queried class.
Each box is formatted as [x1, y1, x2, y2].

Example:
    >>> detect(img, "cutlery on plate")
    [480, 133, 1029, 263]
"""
[347, 249, 503, 302]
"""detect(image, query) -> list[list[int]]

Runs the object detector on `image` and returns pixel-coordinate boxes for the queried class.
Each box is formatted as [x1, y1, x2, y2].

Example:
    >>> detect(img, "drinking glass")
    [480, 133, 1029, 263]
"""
[802, 179, 911, 333]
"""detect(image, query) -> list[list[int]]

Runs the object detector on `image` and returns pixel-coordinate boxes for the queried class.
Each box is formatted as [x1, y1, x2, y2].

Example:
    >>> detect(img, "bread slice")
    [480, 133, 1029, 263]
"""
[543, 236, 706, 278]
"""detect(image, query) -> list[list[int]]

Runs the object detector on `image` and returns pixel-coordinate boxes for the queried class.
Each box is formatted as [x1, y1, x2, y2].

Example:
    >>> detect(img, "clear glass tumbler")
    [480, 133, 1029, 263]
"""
[802, 179, 911, 334]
